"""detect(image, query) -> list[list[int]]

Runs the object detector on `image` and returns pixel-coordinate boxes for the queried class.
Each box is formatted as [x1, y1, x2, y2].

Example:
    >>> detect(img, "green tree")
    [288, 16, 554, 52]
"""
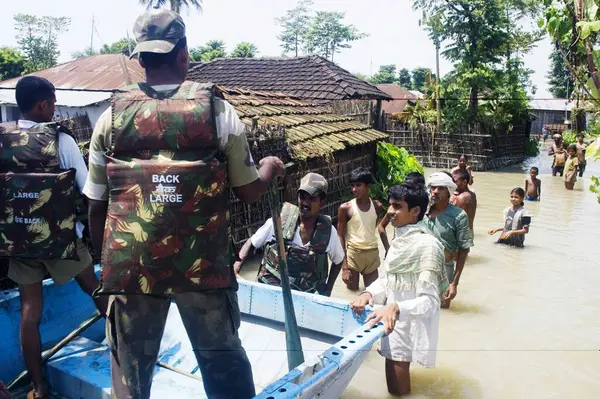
[303, 11, 367, 61]
[190, 40, 227, 62]
[275, 0, 313, 57]
[547, 50, 573, 98]
[138, 0, 202, 13]
[398, 68, 412, 88]
[413, 0, 542, 120]
[368, 65, 397, 84]
[353, 72, 369, 81]
[71, 47, 97, 60]
[0, 47, 25, 80]
[101, 38, 137, 56]
[230, 42, 258, 58]
[411, 67, 432, 92]
[14, 14, 71, 73]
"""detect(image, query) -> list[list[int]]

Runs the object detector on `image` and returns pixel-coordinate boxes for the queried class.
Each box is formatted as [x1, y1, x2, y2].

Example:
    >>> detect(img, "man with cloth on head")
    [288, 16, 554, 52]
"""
[84, 8, 284, 399]
[234, 173, 345, 297]
[424, 172, 473, 309]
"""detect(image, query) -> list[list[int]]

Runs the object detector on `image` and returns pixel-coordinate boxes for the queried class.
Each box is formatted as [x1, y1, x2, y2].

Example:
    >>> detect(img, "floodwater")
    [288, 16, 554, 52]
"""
[241, 143, 600, 399]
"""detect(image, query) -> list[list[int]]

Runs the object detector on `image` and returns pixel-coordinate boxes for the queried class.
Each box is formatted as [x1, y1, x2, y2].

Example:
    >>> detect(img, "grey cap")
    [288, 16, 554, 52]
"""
[298, 173, 328, 197]
[130, 8, 186, 58]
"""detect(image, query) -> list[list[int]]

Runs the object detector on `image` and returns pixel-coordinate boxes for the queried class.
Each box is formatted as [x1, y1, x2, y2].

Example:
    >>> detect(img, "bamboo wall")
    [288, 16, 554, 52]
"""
[387, 119, 531, 171]
[229, 140, 377, 249]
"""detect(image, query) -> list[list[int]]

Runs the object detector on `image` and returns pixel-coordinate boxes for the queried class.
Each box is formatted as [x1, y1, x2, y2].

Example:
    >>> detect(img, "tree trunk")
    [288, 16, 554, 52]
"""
[469, 86, 478, 118]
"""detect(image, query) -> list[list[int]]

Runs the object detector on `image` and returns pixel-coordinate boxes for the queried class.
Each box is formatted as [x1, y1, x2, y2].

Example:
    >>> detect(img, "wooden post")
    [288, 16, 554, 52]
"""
[374, 100, 383, 131]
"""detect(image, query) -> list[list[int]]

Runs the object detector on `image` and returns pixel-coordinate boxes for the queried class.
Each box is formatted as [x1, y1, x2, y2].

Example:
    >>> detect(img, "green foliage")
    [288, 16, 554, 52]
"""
[547, 50, 574, 98]
[398, 68, 412, 88]
[100, 38, 137, 56]
[304, 11, 367, 61]
[369, 65, 397, 84]
[525, 137, 540, 156]
[414, 0, 542, 122]
[14, 14, 71, 73]
[562, 129, 577, 145]
[275, 0, 313, 57]
[0, 47, 25, 80]
[371, 142, 424, 204]
[71, 47, 96, 60]
[411, 67, 432, 92]
[276, 1, 367, 61]
[190, 40, 227, 62]
[586, 137, 600, 203]
[138, 0, 202, 13]
[230, 42, 258, 58]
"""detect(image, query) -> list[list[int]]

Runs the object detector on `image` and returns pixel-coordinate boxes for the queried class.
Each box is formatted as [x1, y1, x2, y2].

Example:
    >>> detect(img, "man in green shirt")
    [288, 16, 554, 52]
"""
[424, 172, 473, 309]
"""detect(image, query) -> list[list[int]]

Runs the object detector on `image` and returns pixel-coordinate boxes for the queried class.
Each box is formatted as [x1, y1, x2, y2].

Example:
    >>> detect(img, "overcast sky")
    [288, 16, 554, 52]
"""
[0, 0, 554, 98]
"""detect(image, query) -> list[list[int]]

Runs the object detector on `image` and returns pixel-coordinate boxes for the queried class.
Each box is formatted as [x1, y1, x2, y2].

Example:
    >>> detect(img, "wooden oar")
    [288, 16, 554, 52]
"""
[268, 182, 305, 370]
[7, 310, 103, 390]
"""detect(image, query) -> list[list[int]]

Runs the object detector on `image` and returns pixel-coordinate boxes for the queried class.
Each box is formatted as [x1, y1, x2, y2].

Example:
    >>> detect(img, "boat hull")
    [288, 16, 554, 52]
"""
[2, 278, 383, 398]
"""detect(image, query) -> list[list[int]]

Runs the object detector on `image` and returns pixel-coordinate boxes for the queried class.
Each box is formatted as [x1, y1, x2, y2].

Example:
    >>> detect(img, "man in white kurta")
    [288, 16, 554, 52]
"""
[351, 182, 447, 396]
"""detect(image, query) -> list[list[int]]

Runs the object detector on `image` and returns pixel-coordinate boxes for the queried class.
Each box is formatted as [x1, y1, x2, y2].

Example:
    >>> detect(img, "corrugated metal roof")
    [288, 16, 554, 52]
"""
[0, 54, 144, 91]
[376, 84, 418, 114]
[529, 99, 573, 111]
[219, 86, 388, 160]
[0, 88, 111, 107]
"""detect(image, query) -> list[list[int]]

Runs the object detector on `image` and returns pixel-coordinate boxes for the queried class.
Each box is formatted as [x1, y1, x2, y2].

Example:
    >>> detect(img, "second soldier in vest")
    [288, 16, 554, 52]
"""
[234, 173, 345, 296]
[84, 9, 285, 399]
[337, 167, 384, 291]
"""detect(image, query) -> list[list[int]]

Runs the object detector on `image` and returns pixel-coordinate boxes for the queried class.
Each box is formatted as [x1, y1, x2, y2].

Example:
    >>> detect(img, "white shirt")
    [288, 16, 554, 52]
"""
[250, 218, 345, 265]
[366, 275, 441, 368]
[18, 120, 87, 239]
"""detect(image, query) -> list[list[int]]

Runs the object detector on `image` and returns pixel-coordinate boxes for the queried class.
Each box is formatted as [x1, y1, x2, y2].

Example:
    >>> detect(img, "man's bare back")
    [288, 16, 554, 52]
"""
[451, 190, 477, 229]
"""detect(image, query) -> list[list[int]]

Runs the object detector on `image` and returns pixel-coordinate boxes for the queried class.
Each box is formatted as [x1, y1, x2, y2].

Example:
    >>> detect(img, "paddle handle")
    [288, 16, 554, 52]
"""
[268, 183, 305, 370]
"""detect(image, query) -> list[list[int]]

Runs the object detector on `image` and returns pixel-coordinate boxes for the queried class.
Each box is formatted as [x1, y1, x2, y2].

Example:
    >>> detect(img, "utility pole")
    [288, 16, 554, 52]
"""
[435, 41, 441, 129]
[90, 14, 95, 54]
[126, 30, 133, 56]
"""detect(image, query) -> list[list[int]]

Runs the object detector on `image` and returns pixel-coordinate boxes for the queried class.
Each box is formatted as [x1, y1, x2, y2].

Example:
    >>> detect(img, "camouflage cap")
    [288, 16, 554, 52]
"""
[298, 173, 328, 197]
[130, 8, 186, 58]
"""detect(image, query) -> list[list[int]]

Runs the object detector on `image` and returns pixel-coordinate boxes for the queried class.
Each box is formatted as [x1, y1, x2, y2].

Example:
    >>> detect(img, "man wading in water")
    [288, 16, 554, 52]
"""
[451, 169, 477, 242]
[84, 9, 284, 398]
[424, 172, 473, 308]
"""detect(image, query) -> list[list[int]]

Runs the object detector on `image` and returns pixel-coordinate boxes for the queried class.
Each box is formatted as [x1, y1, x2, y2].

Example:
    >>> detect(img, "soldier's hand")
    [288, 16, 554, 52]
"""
[259, 156, 285, 178]
[233, 261, 243, 279]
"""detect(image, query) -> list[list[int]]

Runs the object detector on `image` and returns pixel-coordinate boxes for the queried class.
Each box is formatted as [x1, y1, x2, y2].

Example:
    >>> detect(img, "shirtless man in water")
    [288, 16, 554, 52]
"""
[451, 169, 477, 240]
[452, 154, 474, 185]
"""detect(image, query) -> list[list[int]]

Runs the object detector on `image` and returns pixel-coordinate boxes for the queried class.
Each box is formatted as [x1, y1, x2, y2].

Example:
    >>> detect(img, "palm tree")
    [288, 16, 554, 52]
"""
[138, 0, 202, 14]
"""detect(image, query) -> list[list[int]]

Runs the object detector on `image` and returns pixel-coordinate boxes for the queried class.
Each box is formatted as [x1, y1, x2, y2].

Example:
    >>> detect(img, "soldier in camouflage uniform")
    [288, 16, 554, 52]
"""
[234, 173, 346, 296]
[1, 76, 107, 399]
[83, 9, 284, 399]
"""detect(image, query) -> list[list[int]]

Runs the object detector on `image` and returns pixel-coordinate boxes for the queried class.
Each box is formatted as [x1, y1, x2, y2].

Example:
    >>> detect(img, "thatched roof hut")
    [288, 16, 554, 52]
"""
[218, 86, 389, 248]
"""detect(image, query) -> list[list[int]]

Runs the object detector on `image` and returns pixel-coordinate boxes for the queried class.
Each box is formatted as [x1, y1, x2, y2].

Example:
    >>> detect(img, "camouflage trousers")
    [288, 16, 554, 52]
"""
[106, 290, 255, 399]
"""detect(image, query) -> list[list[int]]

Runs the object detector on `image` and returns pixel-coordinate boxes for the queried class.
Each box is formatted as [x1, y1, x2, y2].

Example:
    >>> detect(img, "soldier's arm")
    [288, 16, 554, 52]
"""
[82, 109, 111, 261]
[89, 200, 108, 259]
[233, 157, 284, 204]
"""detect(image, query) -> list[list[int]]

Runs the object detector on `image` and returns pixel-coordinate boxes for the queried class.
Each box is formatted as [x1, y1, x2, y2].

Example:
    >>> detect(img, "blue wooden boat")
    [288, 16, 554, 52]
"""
[1, 270, 383, 398]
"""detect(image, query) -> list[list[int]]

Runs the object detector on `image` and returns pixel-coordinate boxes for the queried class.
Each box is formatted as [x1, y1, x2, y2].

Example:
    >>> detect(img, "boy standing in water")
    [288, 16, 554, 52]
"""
[351, 182, 446, 396]
[525, 167, 541, 201]
[564, 144, 580, 190]
[338, 168, 384, 290]
[576, 133, 587, 177]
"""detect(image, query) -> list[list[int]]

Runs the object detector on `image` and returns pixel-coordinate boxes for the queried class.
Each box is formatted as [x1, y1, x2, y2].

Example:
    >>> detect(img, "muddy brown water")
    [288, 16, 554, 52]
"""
[241, 144, 600, 399]
[8, 145, 600, 399]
